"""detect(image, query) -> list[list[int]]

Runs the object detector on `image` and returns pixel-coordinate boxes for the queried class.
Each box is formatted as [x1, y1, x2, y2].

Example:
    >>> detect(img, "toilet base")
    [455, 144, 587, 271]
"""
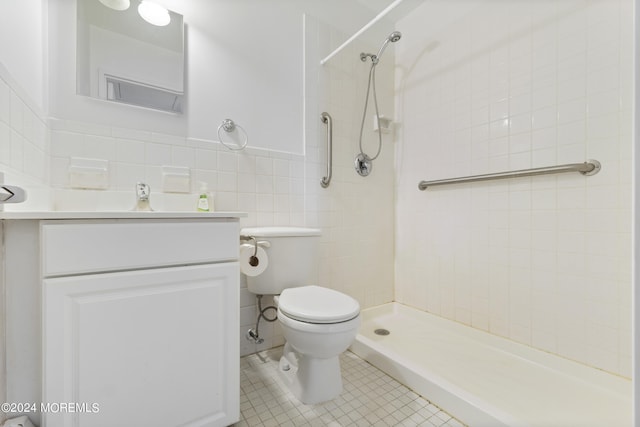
[278, 343, 343, 405]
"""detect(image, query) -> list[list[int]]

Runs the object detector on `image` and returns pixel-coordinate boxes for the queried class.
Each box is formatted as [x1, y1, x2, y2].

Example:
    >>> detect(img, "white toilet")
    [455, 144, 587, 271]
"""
[240, 227, 361, 404]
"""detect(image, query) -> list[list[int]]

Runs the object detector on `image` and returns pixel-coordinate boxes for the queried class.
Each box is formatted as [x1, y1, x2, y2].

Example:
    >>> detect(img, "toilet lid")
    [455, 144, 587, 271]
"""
[278, 286, 360, 324]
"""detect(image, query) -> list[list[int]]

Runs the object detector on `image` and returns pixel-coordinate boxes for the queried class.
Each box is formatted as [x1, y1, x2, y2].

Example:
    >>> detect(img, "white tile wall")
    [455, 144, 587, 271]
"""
[48, 119, 307, 224]
[0, 66, 48, 185]
[309, 17, 396, 309]
[395, 0, 632, 377]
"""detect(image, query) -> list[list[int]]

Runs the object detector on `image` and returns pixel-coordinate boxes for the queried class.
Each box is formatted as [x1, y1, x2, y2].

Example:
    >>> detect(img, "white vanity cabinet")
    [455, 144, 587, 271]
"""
[2, 215, 241, 427]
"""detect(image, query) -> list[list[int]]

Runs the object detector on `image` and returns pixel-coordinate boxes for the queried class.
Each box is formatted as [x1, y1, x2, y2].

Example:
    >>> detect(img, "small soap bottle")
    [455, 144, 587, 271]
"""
[197, 182, 210, 212]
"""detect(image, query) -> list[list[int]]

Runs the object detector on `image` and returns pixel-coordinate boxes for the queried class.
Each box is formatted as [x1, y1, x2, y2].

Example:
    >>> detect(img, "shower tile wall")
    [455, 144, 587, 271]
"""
[395, 0, 632, 377]
[307, 17, 396, 313]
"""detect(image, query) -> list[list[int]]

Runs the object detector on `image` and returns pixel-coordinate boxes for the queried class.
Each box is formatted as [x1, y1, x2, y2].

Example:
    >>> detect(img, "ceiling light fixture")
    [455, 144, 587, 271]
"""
[138, 1, 171, 27]
[98, 0, 130, 11]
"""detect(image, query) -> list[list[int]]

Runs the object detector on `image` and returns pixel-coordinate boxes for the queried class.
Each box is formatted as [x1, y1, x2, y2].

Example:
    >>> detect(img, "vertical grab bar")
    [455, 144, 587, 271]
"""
[320, 112, 332, 188]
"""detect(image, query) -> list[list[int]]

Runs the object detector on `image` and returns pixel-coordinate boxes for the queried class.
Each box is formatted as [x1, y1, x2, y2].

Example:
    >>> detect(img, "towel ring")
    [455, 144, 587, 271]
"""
[217, 119, 248, 151]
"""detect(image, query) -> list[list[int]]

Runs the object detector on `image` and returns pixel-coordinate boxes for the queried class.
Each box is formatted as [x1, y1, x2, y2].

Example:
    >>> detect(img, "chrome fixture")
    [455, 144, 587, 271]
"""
[240, 235, 271, 267]
[360, 31, 402, 65]
[133, 182, 153, 211]
[245, 295, 277, 345]
[355, 31, 401, 177]
[240, 235, 271, 251]
[418, 160, 602, 190]
[355, 153, 373, 177]
[248, 238, 260, 267]
[246, 329, 264, 344]
[320, 112, 333, 188]
[217, 118, 248, 151]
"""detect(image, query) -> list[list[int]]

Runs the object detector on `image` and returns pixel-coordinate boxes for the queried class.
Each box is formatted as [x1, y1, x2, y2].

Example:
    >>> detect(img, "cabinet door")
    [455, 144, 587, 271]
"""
[43, 263, 239, 427]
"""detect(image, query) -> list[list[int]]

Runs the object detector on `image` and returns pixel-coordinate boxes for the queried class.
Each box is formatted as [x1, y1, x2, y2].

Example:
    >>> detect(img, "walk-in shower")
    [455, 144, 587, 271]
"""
[355, 31, 401, 177]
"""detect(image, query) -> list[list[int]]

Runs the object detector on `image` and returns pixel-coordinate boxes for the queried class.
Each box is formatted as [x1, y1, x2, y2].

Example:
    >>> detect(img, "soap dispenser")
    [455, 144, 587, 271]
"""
[197, 182, 212, 212]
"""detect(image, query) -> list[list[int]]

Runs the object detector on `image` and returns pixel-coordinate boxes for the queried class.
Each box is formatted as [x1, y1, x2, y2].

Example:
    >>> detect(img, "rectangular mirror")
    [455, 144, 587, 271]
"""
[76, 0, 185, 113]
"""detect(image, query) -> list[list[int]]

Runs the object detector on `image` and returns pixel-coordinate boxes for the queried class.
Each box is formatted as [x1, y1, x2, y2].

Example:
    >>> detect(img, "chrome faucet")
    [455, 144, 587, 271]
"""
[133, 182, 153, 211]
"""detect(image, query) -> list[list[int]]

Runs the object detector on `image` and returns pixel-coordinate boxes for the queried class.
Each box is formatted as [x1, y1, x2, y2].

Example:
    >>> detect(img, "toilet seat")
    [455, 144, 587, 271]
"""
[278, 285, 360, 324]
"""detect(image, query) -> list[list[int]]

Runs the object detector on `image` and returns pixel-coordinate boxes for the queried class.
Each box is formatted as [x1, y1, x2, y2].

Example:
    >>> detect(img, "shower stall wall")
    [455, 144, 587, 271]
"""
[394, 0, 633, 378]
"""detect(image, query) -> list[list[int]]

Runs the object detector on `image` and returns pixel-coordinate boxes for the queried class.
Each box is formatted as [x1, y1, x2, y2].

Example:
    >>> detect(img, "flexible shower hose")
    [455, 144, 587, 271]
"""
[358, 61, 383, 161]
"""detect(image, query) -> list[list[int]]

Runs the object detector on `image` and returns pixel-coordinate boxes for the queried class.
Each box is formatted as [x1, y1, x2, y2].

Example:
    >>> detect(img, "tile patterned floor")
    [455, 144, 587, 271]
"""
[233, 347, 465, 427]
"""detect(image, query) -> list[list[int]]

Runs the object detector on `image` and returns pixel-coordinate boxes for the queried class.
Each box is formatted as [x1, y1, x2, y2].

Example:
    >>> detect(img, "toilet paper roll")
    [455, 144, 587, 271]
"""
[239, 243, 269, 276]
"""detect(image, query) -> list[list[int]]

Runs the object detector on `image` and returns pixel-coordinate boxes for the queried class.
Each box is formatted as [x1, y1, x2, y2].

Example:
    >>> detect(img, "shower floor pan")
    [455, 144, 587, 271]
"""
[351, 302, 632, 427]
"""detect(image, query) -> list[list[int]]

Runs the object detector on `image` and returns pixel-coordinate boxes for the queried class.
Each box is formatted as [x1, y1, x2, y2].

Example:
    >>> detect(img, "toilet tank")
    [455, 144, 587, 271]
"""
[240, 227, 321, 295]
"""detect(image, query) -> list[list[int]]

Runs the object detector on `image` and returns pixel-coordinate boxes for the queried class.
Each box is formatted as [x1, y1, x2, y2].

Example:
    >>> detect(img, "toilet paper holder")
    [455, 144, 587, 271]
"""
[240, 235, 271, 266]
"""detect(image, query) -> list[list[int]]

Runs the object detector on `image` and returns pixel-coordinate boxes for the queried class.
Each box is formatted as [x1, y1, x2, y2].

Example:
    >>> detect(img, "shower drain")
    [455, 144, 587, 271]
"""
[374, 328, 390, 336]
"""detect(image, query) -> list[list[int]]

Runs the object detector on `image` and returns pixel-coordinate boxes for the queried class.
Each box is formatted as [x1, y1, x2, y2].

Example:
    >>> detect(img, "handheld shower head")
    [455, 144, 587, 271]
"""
[376, 31, 402, 60]
[360, 31, 402, 64]
[387, 31, 402, 43]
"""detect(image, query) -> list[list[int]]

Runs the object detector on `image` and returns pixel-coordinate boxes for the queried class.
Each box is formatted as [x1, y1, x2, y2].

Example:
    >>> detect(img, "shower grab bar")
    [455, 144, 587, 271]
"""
[320, 0, 405, 66]
[418, 160, 601, 190]
[320, 112, 333, 188]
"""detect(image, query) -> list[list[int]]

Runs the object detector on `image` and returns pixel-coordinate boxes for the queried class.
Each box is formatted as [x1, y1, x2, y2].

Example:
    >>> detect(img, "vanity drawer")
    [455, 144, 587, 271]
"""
[41, 219, 238, 277]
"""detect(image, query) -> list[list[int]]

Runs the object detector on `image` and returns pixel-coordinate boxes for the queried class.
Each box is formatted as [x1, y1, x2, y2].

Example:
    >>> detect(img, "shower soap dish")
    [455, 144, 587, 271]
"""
[373, 115, 393, 134]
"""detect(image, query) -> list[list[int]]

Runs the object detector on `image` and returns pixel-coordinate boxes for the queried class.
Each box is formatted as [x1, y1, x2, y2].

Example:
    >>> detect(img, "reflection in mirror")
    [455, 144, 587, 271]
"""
[77, 0, 185, 113]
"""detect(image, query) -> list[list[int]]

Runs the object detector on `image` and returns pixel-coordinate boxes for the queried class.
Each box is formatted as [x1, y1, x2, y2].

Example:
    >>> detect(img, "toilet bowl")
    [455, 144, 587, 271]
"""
[240, 227, 361, 404]
[276, 285, 360, 404]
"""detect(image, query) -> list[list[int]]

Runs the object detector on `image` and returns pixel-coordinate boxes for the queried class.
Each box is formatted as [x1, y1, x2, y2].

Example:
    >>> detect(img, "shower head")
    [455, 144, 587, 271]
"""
[376, 31, 402, 60]
[361, 31, 402, 65]
[387, 31, 402, 43]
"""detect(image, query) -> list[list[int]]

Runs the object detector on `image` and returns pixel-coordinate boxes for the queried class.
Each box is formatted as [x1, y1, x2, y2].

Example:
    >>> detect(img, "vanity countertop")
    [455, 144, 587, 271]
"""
[0, 211, 247, 220]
